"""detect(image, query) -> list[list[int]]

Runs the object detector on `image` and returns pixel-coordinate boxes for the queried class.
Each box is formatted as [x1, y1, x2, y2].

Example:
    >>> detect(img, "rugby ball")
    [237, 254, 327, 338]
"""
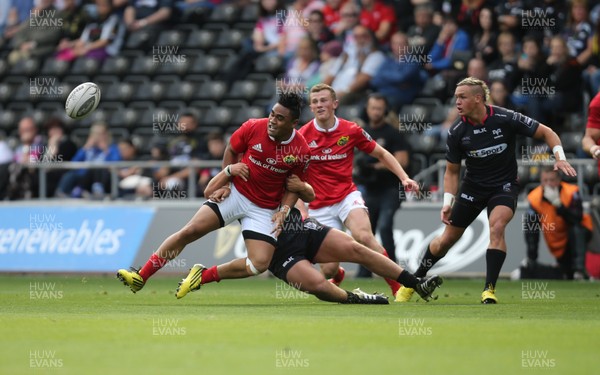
[65, 82, 101, 120]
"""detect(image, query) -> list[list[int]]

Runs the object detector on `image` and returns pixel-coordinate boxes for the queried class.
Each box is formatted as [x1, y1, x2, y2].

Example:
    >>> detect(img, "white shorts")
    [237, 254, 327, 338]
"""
[308, 190, 368, 230]
[207, 184, 278, 243]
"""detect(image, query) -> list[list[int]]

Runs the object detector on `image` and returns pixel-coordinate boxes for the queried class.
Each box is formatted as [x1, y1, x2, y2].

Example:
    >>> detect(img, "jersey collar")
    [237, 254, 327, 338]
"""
[312, 116, 339, 132]
[462, 105, 494, 126]
[269, 128, 297, 144]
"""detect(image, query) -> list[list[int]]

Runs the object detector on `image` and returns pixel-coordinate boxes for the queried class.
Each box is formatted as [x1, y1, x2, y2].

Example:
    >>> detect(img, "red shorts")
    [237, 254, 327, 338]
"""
[586, 252, 600, 278]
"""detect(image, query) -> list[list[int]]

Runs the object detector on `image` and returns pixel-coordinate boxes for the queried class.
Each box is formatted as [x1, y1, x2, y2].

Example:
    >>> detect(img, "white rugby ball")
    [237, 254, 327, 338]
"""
[65, 82, 101, 120]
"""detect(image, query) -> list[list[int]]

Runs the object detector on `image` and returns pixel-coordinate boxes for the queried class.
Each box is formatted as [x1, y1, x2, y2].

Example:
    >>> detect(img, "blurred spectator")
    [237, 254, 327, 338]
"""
[523, 166, 592, 279]
[582, 21, 600, 94]
[129, 138, 170, 199]
[153, 110, 202, 195]
[55, 122, 121, 198]
[306, 9, 334, 48]
[221, 0, 285, 87]
[525, 0, 565, 44]
[124, 0, 173, 50]
[526, 36, 583, 131]
[489, 79, 516, 110]
[0, 0, 11, 35]
[56, 0, 88, 49]
[358, 0, 396, 44]
[370, 32, 427, 112]
[42, 117, 77, 197]
[334, 0, 360, 45]
[2, 0, 34, 40]
[510, 36, 550, 110]
[407, 4, 440, 59]
[324, 25, 385, 105]
[279, 37, 320, 97]
[309, 39, 342, 86]
[279, 0, 323, 59]
[473, 7, 498, 65]
[455, 0, 486, 36]
[424, 16, 470, 75]
[487, 31, 518, 88]
[0, 137, 12, 200]
[198, 132, 226, 193]
[7, 0, 62, 65]
[116, 138, 142, 198]
[56, 0, 125, 61]
[354, 93, 410, 275]
[425, 15, 471, 101]
[495, 0, 525, 39]
[564, 0, 592, 64]
[7, 117, 44, 200]
[322, 0, 345, 34]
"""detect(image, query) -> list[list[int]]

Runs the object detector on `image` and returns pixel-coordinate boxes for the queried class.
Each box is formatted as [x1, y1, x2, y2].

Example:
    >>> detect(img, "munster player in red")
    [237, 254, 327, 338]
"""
[117, 93, 311, 298]
[298, 84, 419, 300]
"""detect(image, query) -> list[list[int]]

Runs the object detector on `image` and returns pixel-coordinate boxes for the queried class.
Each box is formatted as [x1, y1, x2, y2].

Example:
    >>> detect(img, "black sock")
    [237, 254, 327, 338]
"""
[396, 270, 419, 289]
[485, 249, 506, 290]
[415, 245, 442, 277]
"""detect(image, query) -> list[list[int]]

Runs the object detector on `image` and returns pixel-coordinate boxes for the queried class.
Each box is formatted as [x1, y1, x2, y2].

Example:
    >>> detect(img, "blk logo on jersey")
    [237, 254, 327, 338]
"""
[473, 128, 487, 135]
[337, 136, 349, 146]
[468, 143, 508, 158]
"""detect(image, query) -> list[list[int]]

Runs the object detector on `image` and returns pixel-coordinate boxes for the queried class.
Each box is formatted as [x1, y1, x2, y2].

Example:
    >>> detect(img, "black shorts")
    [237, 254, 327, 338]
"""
[268, 218, 332, 283]
[449, 181, 519, 228]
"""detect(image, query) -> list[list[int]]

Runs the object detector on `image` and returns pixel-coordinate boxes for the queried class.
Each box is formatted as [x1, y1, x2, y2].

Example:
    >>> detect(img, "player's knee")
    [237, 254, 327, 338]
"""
[489, 221, 507, 241]
[246, 257, 267, 275]
[352, 230, 375, 247]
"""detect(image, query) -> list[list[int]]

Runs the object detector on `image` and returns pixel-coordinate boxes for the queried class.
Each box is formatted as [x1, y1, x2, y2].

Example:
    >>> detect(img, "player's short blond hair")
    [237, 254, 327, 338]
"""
[310, 83, 337, 101]
[457, 77, 490, 103]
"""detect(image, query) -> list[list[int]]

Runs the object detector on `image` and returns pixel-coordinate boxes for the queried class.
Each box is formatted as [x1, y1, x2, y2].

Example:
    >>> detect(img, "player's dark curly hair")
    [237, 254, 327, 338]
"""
[277, 92, 303, 121]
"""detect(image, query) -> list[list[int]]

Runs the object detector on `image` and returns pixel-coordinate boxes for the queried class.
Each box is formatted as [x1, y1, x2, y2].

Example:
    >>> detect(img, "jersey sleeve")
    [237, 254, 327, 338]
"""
[509, 110, 540, 137]
[587, 98, 600, 130]
[354, 124, 377, 154]
[445, 125, 462, 164]
[229, 119, 252, 153]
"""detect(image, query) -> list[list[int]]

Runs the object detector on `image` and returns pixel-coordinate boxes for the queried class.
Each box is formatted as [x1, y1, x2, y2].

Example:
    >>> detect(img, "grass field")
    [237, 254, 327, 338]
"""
[1, 275, 599, 375]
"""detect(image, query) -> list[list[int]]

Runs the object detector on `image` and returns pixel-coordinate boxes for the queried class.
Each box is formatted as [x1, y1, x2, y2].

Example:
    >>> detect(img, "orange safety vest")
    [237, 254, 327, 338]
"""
[527, 182, 593, 259]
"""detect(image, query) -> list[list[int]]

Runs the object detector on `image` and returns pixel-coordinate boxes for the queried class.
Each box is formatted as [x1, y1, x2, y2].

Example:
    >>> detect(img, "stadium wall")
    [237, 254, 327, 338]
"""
[0, 201, 555, 276]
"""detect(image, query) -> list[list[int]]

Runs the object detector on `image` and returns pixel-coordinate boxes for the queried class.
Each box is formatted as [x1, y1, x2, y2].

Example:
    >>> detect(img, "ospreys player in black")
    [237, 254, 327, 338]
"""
[396, 77, 577, 304]
[201, 167, 443, 304]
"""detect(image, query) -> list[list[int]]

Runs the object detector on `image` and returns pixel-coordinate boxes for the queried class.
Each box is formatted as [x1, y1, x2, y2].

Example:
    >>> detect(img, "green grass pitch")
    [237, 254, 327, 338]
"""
[1, 275, 599, 375]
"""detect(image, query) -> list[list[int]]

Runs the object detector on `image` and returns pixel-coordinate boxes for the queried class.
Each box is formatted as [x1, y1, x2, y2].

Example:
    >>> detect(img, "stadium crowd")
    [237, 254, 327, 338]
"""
[0, 0, 599, 201]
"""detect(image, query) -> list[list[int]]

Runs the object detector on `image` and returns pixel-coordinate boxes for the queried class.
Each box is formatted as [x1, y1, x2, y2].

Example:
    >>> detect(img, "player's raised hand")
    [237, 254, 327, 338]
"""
[401, 178, 420, 192]
[590, 145, 600, 160]
[230, 162, 250, 181]
[440, 205, 452, 225]
[554, 160, 577, 177]
[208, 186, 231, 202]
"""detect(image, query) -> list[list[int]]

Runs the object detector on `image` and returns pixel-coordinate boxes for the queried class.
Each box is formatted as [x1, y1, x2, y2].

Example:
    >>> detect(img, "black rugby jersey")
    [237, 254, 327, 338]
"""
[445, 105, 539, 187]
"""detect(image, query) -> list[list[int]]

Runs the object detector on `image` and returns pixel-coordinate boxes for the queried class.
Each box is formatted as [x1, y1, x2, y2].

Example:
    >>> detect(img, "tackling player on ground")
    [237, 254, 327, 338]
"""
[196, 168, 443, 304]
[117, 93, 312, 297]
[297, 84, 420, 300]
[396, 77, 577, 304]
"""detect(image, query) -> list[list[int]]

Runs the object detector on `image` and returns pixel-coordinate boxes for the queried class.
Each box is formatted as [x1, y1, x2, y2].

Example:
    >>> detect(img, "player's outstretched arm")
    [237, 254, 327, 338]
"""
[369, 144, 419, 190]
[286, 174, 315, 203]
[441, 162, 460, 225]
[203, 163, 249, 200]
[582, 127, 600, 160]
[533, 124, 577, 177]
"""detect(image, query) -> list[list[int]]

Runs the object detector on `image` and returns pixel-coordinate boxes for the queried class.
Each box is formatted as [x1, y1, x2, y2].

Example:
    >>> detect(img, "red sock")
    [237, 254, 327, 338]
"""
[381, 249, 402, 295]
[201, 266, 221, 285]
[139, 253, 168, 280]
[332, 266, 345, 283]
